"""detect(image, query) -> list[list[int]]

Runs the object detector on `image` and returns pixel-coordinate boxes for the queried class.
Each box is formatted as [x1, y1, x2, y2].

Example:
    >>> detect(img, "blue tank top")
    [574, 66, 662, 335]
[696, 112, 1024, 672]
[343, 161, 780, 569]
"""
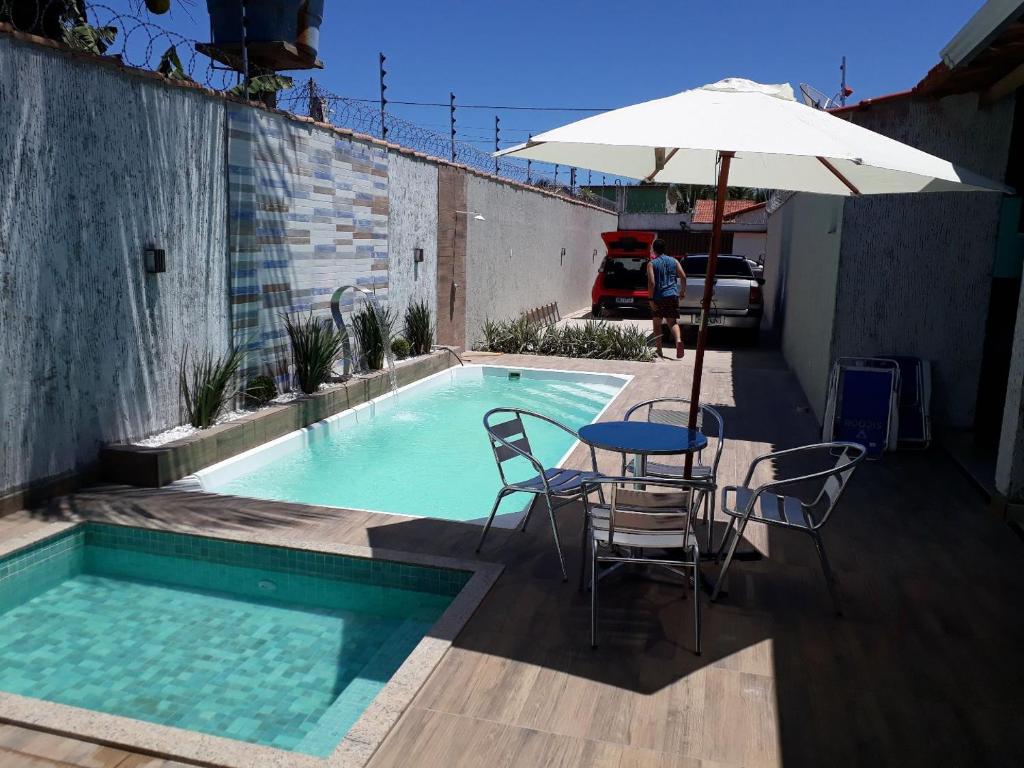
[651, 254, 679, 298]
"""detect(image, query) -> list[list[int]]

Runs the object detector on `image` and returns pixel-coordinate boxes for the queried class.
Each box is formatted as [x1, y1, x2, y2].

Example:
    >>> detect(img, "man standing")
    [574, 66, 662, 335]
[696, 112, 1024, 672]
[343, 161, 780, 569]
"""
[647, 239, 686, 358]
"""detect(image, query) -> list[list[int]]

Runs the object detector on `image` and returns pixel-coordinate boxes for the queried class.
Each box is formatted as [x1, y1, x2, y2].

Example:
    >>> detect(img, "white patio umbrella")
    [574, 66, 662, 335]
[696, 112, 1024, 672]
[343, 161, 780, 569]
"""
[497, 78, 1007, 473]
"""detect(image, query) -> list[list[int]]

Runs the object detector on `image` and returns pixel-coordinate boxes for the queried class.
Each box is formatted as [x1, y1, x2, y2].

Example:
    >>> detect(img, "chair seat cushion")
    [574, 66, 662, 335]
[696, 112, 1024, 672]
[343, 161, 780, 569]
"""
[725, 487, 810, 528]
[513, 468, 598, 495]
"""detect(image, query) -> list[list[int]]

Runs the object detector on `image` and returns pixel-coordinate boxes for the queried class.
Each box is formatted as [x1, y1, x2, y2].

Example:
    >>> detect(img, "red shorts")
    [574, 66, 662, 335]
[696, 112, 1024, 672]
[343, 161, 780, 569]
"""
[650, 297, 680, 320]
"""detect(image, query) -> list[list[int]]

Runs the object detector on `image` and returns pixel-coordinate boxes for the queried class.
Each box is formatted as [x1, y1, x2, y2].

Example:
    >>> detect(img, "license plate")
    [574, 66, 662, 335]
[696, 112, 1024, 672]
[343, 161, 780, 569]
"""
[615, 297, 634, 304]
[691, 315, 721, 326]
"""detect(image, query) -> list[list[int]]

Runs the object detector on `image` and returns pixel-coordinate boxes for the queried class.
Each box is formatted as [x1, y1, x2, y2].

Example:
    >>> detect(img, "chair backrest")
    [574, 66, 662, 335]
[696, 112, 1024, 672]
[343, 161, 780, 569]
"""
[811, 443, 866, 527]
[624, 398, 724, 468]
[483, 409, 539, 485]
[586, 478, 705, 548]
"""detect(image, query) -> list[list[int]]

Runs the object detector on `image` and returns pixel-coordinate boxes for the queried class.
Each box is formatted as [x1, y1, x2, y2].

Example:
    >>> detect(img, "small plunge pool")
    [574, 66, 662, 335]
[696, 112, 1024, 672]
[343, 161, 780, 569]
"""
[0, 524, 471, 758]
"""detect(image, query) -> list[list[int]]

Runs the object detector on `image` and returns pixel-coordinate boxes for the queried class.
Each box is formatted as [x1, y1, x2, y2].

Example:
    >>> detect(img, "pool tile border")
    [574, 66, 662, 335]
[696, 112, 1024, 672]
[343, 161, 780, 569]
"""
[0, 521, 502, 768]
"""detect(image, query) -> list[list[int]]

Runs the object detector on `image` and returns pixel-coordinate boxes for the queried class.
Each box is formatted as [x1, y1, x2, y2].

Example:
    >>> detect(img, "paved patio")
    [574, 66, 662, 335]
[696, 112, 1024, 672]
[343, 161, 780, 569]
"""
[1, 348, 1022, 767]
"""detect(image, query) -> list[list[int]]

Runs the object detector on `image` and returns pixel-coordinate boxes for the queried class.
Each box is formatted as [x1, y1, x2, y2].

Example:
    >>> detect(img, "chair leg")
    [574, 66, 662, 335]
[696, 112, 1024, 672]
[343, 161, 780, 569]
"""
[810, 530, 843, 616]
[590, 539, 598, 648]
[692, 544, 702, 656]
[715, 517, 736, 563]
[579, 506, 590, 592]
[520, 495, 539, 532]
[705, 489, 717, 556]
[476, 489, 508, 553]
[544, 494, 568, 581]
[711, 519, 746, 602]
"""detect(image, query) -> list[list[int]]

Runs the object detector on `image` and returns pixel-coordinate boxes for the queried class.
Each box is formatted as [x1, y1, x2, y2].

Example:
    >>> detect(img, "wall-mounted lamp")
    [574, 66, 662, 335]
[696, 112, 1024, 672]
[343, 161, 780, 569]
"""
[455, 209, 486, 221]
[144, 247, 166, 273]
[413, 247, 424, 263]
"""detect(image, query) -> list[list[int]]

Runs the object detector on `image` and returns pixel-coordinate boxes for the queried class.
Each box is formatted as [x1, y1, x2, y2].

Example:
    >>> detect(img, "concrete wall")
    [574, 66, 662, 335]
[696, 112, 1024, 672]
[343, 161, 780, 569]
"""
[830, 93, 1014, 428]
[0, 36, 229, 495]
[996, 280, 1024, 499]
[464, 175, 617, 345]
[387, 153, 439, 324]
[777, 194, 845, 422]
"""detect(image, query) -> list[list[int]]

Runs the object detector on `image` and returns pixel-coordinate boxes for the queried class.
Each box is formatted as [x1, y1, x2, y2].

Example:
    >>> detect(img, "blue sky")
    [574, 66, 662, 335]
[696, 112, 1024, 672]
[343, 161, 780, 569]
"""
[105, 0, 981, 164]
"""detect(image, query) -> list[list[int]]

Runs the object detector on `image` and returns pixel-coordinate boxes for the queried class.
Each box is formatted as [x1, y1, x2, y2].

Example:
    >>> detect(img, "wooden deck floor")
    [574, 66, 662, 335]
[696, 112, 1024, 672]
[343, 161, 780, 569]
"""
[1, 348, 1022, 768]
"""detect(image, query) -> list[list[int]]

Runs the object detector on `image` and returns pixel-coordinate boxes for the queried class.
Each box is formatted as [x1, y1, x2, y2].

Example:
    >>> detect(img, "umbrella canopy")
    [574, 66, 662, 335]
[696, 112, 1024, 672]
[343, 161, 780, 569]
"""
[497, 78, 1007, 473]
[497, 79, 1006, 194]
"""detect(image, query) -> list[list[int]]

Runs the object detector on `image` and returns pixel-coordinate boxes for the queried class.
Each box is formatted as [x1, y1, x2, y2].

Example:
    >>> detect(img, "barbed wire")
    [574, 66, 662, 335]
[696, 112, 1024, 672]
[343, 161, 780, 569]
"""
[0, 1, 615, 209]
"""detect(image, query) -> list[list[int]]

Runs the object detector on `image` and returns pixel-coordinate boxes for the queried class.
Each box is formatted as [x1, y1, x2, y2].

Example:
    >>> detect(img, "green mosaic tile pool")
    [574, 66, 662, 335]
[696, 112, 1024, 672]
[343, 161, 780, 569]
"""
[0, 524, 470, 756]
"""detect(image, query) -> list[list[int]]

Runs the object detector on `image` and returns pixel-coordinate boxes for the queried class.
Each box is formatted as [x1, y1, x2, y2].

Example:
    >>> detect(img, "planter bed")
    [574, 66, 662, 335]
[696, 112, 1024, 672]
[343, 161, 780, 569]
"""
[101, 351, 455, 488]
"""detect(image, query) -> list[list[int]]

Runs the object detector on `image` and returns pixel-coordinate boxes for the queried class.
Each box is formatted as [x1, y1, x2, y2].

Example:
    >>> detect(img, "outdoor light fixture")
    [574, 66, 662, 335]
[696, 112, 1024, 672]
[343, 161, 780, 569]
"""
[455, 209, 486, 221]
[413, 247, 424, 263]
[144, 247, 166, 273]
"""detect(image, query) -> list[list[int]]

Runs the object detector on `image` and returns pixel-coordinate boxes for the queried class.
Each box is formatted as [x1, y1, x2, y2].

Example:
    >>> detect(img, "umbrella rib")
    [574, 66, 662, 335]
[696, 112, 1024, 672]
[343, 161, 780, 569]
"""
[817, 156, 861, 195]
[644, 147, 679, 182]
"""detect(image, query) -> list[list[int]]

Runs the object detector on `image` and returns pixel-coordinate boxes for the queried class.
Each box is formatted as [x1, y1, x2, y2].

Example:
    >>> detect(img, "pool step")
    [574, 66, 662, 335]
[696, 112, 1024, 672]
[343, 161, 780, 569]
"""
[295, 619, 430, 756]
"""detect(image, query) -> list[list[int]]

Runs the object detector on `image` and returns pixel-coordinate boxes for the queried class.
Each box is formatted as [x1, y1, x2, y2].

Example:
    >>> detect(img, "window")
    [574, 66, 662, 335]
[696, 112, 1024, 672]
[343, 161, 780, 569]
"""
[682, 255, 753, 278]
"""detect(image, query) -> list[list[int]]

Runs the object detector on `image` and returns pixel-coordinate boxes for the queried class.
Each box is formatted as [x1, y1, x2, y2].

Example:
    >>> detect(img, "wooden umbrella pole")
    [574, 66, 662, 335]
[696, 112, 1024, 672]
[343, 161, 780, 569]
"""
[685, 151, 734, 477]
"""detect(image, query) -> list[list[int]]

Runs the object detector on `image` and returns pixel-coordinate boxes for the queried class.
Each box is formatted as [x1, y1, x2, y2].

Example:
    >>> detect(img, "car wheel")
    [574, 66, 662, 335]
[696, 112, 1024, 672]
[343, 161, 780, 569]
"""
[591, 303, 603, 319]
[743, 327, 761, 346]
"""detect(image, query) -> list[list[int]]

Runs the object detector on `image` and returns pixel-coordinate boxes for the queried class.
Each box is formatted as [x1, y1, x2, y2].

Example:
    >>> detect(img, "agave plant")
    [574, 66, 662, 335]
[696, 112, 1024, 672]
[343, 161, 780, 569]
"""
[178, 346, 244, 429]
[403, 300, 435, 356]
[283, 312, 345, 394]
[352, 305, 396, 371]
[476, 317, 654, 362]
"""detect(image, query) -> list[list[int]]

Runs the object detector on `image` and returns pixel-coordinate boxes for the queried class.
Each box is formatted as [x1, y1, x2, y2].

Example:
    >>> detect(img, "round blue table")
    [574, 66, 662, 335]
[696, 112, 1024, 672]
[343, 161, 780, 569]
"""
[578, 421, 707, 457]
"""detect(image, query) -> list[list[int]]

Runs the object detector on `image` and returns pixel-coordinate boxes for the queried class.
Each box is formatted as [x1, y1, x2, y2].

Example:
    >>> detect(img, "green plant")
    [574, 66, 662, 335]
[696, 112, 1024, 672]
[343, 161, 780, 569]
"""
[228, 74, 294, 99]
[282, 312, 345, 394]
[178, 346, 244, 429]
[243, 374, 277, 407]
[476, 318, 654, 362]
[403, 300, 434, 356]
[352, 305, 396, 370]
[157, 45, 190, 81]
[390, 337, 411, 360]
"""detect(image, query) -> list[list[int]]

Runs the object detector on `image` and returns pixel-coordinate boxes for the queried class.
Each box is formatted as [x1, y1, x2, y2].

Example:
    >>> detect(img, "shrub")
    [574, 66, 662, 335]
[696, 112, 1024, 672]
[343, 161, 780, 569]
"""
[404, 300, 434, 356]
[243, 374, 278, 407]
[282, 312, 346, 394]
[179, 346, 244, 429]
[352, 305, 396, 371]
[475, 318, 654, 362]
[390, 337, 411, 360]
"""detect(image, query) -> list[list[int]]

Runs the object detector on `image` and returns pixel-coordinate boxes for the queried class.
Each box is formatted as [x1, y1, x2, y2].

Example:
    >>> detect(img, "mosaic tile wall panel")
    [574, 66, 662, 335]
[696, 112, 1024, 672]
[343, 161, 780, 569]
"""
[227, 107, 389, 380]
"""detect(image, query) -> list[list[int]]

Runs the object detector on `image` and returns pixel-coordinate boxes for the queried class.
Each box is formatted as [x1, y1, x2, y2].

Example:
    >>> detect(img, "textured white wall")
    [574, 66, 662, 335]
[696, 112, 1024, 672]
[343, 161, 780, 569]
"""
[731, 232, 766, 261]
[464, 176, 616, 346]
[387, 153, 438, 327]
[832, 93, 1013, 428]
[778, 194, 845, 422]
[0, 37, 229, 495]
[996, 281, 1024, 498]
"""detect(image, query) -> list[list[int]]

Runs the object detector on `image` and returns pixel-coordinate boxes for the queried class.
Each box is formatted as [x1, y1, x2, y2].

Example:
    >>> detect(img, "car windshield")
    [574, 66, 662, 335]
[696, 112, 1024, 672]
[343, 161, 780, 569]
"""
[602, 257, 648, 290]
[682, 255, 753, 278]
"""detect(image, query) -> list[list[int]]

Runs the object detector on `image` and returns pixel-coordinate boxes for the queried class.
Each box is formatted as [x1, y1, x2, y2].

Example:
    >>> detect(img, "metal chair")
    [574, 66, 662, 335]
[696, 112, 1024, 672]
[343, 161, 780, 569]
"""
[582, 476, 709, 655]
[622, 398, 725, 553]
[478, 408, 601, 581]
[711, 442, 867, 614]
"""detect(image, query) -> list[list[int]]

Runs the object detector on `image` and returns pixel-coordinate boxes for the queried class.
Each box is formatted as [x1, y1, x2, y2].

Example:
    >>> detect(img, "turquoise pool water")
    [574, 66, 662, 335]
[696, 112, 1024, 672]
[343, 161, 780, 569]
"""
[0, 525, 467, 756]
[206, 367, 626, 520]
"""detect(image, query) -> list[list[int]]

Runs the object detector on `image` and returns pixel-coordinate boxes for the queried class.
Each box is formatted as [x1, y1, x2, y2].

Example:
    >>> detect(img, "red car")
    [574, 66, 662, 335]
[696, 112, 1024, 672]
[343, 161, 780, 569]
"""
[590, 231, 657, 317]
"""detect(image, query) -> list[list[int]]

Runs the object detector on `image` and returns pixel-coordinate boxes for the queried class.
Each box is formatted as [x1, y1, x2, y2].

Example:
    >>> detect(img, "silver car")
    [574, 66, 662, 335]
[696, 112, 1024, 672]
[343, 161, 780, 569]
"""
[679, 254, 764, 342]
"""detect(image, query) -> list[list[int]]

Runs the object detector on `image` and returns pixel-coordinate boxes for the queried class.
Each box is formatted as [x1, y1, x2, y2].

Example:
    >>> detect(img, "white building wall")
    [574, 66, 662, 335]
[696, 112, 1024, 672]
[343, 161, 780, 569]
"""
[778, 194, 845, 422]
[831, 93, 1013, 428]
[0, 36, 229, 495]
[386, 153, 439, 324]
[731, 232, 767, 261]
[464, 177, 616, 346]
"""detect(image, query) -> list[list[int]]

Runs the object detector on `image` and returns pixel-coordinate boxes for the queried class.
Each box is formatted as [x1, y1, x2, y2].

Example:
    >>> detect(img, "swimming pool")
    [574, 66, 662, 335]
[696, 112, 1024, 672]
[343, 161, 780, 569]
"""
[194, 365, 630, 522]
[0, 523, 492, 766]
